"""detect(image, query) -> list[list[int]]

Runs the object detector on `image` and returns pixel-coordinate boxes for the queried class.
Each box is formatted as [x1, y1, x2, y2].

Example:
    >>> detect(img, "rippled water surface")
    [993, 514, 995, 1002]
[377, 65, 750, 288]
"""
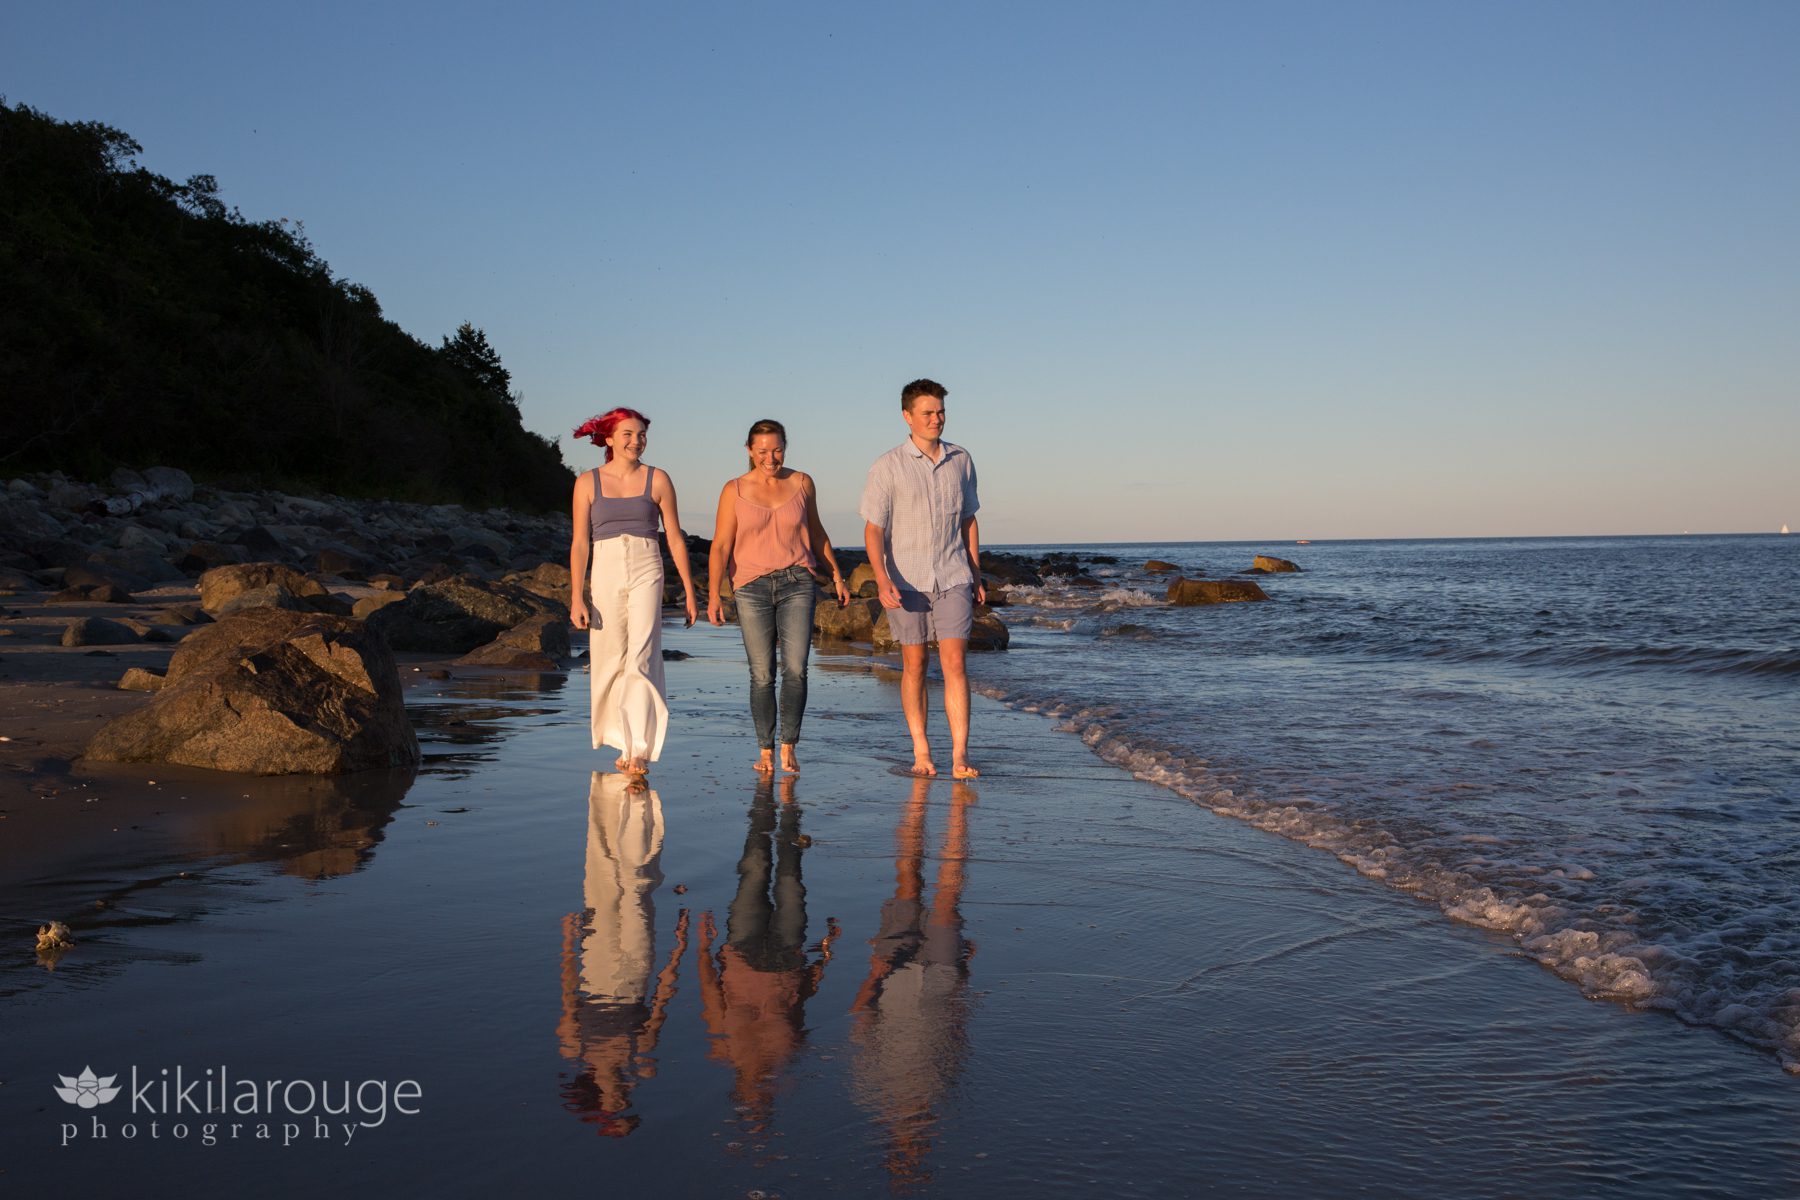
[5, 616, 1800, 1196]
[983, 534, 1800, 1068]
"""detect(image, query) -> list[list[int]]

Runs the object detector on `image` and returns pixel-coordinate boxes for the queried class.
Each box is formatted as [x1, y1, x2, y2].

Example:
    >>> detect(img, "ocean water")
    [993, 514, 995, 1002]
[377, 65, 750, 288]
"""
[980, 534, 1800, 1070]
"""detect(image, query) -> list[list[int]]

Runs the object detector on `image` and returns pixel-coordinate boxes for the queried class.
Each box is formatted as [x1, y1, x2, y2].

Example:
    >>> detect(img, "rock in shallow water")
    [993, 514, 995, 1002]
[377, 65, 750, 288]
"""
[453, 613, 571, 670]
[84, 608, 419, 775]
[1166, 577, 1270, 605]
[870, 605, 1010, 652]
[814, 596, 880, 641]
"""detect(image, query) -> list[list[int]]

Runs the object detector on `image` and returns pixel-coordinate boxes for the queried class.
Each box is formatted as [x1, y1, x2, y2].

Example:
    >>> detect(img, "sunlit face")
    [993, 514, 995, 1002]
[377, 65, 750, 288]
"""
[748, 433, 786, 475]
[902, 396, 946, 443]
[608, 419, 648, 462]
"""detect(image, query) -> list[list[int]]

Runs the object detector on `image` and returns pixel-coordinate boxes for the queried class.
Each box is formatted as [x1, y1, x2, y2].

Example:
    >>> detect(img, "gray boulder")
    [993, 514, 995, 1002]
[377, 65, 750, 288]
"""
[118, 667, 167, 692]
[116, 619, 178, 643]
[505, 561, 573, 607]
[847, 563, 879, 596]
[352, 591, 408, 620]
[0, 566, 39, 594]
[315, 546, 374, 578]
[0, 495, 65, 544]
[141, 466, 196, 502]
[64, 562, 146, 592]
[215, 584, 313, 617]
[815, 596, 879, 641]
[61, 617, 141, 647]
[199, 562, 329, 613]
[90, 548, 186, 584]
[84, 608, 420, 775]
[47, 480, 101, 512]
[150, 604, 212, 626]
[1166, 577, 1270, 605]
[453, 614, 571, 670]
[115, 524, 172, 553]
[367, 574, 561, 653]
[236, 525, 288, 558]
[49, 583, 136, 604]
[969, 608, 1010, 651]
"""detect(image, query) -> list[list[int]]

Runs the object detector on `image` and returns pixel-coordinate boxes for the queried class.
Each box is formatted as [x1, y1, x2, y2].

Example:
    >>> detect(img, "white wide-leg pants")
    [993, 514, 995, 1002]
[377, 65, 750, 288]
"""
[588, 534, 669, 762]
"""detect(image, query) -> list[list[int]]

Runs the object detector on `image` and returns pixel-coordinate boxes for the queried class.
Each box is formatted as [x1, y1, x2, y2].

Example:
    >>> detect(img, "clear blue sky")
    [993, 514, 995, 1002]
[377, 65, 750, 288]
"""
[6, 1, 1796, 542]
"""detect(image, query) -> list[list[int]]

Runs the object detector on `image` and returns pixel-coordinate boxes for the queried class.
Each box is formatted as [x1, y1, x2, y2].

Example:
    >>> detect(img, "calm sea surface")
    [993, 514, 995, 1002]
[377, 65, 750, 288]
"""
[983, 534, 1800, 1070]
[5, 537, 1799, 1194]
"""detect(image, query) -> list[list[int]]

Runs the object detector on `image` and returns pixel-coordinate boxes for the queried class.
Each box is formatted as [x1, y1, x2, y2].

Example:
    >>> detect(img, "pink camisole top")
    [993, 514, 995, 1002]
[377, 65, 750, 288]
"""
[730, 480, 817, 588]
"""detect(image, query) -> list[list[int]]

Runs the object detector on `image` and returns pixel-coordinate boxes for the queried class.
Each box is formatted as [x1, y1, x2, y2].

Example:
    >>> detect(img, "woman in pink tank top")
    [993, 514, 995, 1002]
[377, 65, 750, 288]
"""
[707, 419, 851, 773]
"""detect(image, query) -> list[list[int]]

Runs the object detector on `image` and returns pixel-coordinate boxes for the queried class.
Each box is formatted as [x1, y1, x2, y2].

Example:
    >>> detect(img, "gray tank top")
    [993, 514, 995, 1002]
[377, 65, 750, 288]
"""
[589, 467, 660, 542]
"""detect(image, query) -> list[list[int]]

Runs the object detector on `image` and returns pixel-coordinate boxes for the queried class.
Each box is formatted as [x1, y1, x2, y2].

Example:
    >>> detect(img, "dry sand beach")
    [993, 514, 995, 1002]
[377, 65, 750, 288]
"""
[5, 620, 1799, 1197]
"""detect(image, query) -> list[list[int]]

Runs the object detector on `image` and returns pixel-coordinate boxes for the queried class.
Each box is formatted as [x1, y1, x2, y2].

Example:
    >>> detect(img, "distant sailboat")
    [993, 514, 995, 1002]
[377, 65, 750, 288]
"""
[1784, 524, 1791, 535]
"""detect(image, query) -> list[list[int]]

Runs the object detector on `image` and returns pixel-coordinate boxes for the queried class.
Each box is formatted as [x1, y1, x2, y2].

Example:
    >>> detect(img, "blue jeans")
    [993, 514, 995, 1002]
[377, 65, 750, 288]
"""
[733, 565, 818, 749]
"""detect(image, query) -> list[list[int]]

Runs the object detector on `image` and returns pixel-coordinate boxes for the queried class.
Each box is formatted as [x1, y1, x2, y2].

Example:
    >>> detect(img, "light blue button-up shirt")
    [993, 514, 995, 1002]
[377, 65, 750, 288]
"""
[859, 439, 980, 593]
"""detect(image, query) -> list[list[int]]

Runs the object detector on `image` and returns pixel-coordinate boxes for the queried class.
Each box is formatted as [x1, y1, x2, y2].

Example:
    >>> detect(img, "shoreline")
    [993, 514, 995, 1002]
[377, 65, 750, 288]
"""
[4, 623, 1799, 1194]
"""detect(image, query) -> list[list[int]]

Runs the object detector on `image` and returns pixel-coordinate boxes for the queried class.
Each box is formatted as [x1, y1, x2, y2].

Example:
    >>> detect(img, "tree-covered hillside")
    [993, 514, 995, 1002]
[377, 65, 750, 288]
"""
[0, 100, 572, 512]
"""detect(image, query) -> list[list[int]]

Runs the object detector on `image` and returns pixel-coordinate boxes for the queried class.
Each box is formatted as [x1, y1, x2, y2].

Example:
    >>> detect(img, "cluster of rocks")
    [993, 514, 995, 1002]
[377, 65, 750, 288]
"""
[1, 467, 570, 593]
[1, 468, 1042, 777]
[5, 467, 1301, 778]
[1, 467, 1016, 652]
[1149, 553, 1301, 605]
[802, 558, 1010, 652]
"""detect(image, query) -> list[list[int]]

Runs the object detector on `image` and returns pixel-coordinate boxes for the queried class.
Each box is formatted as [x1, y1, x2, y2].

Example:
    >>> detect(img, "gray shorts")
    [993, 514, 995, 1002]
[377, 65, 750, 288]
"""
[887, 585, 975, 646]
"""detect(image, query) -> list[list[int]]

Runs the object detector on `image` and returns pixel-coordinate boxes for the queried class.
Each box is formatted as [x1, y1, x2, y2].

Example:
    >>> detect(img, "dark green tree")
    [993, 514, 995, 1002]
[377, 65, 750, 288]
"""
[440, 322, 516, 409]
[0, 99, 571, 511]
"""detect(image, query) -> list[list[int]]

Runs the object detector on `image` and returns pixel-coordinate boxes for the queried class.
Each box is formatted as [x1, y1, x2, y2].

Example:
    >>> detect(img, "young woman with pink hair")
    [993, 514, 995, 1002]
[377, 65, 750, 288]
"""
[570, 407, 698, 776]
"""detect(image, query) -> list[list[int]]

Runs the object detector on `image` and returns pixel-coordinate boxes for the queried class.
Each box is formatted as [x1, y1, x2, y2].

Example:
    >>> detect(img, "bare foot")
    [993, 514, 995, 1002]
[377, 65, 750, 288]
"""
[952, 763, 981, 779]
[627, 757, 650, 777]
[780, 745, 800, 773]
[753, 749, 775, 774]
[908, 758, 938, 777]
[614, 755, 630, 773]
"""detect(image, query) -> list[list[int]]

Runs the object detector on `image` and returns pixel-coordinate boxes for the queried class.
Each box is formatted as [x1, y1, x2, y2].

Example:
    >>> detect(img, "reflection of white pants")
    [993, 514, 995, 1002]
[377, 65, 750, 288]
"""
[580, 772, 664, 1003]
[589, 535, 668, 760]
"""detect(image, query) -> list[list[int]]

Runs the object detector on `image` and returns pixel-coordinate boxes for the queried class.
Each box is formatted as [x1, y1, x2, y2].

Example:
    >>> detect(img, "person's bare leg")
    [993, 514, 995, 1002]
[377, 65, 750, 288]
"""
[780, 743, 800, 773]
[939, 638, 978, 778]
[900, 642, 935, 775]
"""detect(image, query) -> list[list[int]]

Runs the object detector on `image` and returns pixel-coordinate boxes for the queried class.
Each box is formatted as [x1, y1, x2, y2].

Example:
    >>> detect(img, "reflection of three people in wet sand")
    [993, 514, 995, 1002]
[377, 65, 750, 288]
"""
[557, 771, 978, 1189]
[569, 377, 984, 779]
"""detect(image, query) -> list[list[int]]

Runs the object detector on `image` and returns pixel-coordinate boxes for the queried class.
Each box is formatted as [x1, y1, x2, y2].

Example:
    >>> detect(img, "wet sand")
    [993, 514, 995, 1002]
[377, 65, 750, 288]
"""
[3, 623, 1798, 1197]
